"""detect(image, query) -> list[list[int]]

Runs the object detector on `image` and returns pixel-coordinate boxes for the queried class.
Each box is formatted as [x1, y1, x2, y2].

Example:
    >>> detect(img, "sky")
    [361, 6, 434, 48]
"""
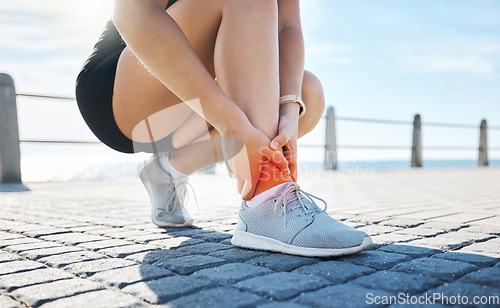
[0, 0, 499, 180]
[299, 0, 500, 161]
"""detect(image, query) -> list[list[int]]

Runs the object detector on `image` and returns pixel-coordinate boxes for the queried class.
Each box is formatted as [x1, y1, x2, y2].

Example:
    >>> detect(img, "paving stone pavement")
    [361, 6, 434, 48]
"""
[1, 167, 499, 307]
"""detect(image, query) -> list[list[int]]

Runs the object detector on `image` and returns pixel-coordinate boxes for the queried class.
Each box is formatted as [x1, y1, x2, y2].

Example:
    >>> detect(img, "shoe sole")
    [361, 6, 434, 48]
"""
[231, 231, 372, 257]
[138, 161, 193, 228]
[152, 216, 193, 228]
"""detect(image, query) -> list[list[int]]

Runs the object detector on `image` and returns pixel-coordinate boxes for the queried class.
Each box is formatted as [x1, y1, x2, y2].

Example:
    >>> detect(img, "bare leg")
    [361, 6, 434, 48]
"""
[113, 0, 222, 143]
[215, 0, 293, 195]
[112, 0, 325, 196]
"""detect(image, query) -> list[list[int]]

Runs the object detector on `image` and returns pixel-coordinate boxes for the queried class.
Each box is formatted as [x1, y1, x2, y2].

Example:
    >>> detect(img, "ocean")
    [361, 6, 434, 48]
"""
[18, 142, 500, 182]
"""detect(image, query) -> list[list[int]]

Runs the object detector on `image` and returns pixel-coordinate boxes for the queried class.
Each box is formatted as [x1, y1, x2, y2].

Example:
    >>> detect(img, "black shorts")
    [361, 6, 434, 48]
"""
[75, 1, 178, 154]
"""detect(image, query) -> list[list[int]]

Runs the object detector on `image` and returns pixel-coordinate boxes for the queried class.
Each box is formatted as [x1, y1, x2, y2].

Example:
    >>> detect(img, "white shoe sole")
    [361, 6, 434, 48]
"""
[138, 161, 193, 228]
[231, 230, 373, 257]
[151, 215, 193, 228]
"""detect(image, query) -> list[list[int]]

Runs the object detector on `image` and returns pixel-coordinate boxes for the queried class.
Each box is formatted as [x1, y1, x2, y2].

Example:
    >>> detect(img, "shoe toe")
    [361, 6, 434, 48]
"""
[292, 214, 369, 249]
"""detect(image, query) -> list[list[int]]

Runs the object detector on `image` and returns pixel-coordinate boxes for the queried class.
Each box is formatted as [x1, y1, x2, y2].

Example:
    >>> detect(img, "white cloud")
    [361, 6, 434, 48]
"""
[393, 39, 500, 77]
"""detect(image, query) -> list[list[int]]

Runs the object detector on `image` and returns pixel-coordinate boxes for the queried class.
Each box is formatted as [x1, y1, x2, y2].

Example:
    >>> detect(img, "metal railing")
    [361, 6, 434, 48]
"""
[1, 73, 498, 186]
[296, 107, 498, 169]
[16, 92, 101, 144]
[321, 108, 499, 169]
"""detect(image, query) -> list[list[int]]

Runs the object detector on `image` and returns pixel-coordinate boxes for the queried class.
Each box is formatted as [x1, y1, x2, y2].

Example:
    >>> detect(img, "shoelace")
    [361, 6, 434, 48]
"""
[272, 182, 327, 227]
[167, 177, 199, 214]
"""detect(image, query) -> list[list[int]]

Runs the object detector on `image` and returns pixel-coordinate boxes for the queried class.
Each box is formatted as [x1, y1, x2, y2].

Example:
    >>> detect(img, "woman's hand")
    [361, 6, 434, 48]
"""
[270, 113, 299, 182]
[221, 120, 290, 201]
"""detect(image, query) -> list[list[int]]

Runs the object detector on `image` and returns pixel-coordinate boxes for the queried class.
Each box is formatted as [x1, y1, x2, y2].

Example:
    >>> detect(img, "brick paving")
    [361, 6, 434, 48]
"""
[0, 167, 499, 307]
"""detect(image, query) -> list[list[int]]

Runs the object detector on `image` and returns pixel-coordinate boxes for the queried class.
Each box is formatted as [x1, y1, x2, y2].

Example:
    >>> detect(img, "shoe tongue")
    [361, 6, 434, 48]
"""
[277, 182, 298, 195]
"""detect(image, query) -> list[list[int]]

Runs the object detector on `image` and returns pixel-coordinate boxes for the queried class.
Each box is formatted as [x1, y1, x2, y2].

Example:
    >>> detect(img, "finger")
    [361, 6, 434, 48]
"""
[263, 148, 289, 175]
[291, 141, 298, 181]
[270, 129, 292, 150]
[283, 143, 292, 161]
[260, 146, 289, 173]
[289, 160, 298, 182]
[283, 143, 297, 181]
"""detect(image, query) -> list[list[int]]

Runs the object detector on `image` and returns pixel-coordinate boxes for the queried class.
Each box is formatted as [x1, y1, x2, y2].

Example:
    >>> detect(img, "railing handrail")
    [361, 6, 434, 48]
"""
[20, 139, 101, 144]
[15, 92, 500, 151]
[20, 139, 499, 152]
[336, 116, 412, 126]
[335, 115, 500, 130]
[298, 144, 500, 150]
[17, 92, 500, 130]
[17, 93, 75, 100]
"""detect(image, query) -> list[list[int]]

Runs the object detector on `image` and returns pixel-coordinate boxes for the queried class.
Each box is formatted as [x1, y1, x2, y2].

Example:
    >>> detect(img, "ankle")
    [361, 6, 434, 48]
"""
[246, 182, 288, 208]
[158, 153, 188, 179]
[253, 160, 292, 196]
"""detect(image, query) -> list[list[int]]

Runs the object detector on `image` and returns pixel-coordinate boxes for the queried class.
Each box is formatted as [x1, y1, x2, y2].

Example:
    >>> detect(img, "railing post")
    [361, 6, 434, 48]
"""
[0, 73, 27, 191]
[478, 119, 488, 166]
[324, 106, 337, 170]
[411, 114, 422, 168]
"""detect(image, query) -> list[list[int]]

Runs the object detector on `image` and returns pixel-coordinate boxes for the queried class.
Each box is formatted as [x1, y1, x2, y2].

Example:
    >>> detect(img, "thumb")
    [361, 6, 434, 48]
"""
[270, 134, 289, 150]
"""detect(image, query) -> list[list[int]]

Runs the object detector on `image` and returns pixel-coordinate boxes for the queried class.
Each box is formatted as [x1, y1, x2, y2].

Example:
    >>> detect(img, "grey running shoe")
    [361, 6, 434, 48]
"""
[138, 155, 193, 228]
[231, 182, 372, 257]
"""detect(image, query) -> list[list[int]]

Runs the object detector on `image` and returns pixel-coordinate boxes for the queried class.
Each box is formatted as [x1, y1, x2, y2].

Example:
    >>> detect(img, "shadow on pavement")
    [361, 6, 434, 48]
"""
[130, 227, 500, 307]
[0, 182, 30, 192]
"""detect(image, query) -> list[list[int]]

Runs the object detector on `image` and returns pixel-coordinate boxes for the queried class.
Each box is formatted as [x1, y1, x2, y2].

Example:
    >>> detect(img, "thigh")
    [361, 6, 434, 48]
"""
[112, 0, 223, 143]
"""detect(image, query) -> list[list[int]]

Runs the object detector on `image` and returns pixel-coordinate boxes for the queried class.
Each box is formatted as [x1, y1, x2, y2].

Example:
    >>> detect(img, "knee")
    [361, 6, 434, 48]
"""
[302, 70, 325, 119]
